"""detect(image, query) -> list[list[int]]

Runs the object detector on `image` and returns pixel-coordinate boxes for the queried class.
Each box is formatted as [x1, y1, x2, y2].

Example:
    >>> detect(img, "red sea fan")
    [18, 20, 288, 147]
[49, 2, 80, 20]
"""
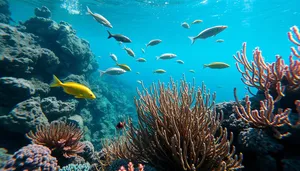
[26, 121, 85, 158]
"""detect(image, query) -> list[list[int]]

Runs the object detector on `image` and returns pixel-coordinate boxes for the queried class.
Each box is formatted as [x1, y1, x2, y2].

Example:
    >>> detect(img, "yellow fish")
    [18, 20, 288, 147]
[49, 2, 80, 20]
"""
[203, 62, 230, 69]
[116, 63, 131, 71]
[192, 19, 203, 24]
[50, 75, 96, 99]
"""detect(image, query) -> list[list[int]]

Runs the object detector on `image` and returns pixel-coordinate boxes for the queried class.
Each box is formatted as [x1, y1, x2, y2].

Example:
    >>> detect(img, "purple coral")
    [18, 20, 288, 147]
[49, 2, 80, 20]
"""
[4, 144, 59, 171]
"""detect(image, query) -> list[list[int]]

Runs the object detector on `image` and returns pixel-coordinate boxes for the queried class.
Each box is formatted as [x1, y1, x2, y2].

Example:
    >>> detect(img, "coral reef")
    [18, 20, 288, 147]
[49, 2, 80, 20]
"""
[59, 163, 91, 171]
[229, 26, 300, 171]
[3, 144, 59, 171]
[102, 77, 243, 171]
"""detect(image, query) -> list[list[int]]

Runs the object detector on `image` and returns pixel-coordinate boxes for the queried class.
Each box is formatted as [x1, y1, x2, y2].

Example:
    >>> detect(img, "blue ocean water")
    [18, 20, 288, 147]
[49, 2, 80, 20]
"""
[9, 0, 300, 103]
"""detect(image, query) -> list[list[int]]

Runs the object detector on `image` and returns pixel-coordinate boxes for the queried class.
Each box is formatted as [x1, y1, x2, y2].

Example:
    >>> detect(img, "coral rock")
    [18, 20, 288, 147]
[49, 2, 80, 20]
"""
[0, 23, 60, 77]
[238, 128, 284, 155]
[41, 96, 77, 121]
[0, 77, 35, 107]
[34, 6, 51, 18]
[0, 0, 11, 24]
[68, 114, 84, 129]
[4, 144, 59, 171]
[0, 97, 49, 134]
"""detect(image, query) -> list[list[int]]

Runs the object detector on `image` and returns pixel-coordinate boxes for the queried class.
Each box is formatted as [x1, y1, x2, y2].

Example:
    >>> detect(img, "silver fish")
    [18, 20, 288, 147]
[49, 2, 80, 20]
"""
[107, 30, 132, 43]
[99, 67, 126, 77]
[109, 53, 118, 63]
[141, 48, 145, 54]
[189, 70, 195, 73]
[86, 6, 113, 28]
[146, 39, 162, 47]
[176, 60, 184, 64]
[188, 25, 228, 44]
[181, 22, 190, 29]
[156, 53, 177, 60]
[124, 47, 135, 57]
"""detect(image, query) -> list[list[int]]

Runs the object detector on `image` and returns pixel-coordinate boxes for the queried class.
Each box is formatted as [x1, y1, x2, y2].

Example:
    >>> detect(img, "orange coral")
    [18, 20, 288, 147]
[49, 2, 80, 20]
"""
[234, 88, 292, 139]
[26, 122, 85, 158]
[233, 42, 287, 101]
[288, 26, 300, 58]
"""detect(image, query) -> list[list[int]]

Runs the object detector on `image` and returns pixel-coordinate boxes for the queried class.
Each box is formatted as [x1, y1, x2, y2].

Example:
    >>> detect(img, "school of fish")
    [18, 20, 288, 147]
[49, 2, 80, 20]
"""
[49, 7, 231, 100]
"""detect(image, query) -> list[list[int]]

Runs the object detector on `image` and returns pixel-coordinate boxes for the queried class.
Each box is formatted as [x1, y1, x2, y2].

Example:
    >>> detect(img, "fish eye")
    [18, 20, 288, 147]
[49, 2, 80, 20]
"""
[90, 94, 93, 97]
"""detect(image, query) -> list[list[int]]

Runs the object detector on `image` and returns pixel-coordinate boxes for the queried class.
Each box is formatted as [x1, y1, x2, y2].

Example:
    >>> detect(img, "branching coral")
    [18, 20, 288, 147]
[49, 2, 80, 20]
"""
[104, 77, 243, 171]
[26, 121, 85, 159]
[233, 88, 292, 139]
[288, 26, 300, 58]
[233, 42, 287, 101]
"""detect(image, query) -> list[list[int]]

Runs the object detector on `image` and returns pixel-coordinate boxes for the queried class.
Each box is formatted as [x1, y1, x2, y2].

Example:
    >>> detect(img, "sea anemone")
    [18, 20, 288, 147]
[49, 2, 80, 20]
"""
[26, 121, 85, 159]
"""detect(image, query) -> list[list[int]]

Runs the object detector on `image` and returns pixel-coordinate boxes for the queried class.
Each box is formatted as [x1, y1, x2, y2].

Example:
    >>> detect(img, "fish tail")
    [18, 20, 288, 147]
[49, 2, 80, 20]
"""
[50, 75, 63, 87]
[99, 70, 105, 77]
[188, 36, 195, 45]
[156, 56, 159, 60]
[203, 64, 208, 69]
[107, 30, 112, 39]
[86, 6, 93, 15]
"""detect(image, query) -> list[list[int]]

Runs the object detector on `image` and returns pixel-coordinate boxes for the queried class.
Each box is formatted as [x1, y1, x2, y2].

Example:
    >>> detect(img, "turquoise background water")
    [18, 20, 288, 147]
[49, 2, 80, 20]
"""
[9, 0, 300, 102]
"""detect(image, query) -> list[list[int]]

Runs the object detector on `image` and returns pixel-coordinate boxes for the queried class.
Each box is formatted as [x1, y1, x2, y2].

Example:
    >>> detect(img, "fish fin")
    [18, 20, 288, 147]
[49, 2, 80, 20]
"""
[145, 44, 148, 48]
[50, 75, 63, 87]
[188, 36, 195, 45]
[203, 64, 208, 69]
[107, 30, 112, 39]
[99, 70, 105, 77]
[75, 95, 84, 99]
[86, 6, 93, 15]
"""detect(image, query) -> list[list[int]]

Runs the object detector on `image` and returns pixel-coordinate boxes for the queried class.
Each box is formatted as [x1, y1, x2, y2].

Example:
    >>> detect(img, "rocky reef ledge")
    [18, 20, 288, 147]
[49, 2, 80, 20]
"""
[0, 4, 135, 169]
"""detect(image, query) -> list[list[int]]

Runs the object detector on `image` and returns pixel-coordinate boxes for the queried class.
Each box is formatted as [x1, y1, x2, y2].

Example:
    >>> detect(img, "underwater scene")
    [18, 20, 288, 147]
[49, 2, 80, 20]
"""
[1, 0, 300, 170]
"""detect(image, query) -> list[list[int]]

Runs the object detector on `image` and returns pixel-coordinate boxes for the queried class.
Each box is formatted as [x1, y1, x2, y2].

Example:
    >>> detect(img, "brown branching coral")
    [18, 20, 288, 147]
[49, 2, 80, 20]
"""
[105, 77, 243, 171]
[233, 88, 292, 139]
[26, 122, 85, 158]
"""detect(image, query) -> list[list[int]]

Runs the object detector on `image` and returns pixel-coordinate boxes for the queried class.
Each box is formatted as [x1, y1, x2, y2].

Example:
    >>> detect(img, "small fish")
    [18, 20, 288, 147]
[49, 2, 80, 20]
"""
[123, 47, 135, 57]
[216, 39, 224, 43]
[188, 25, 228, 44]
[116, 63, 132, 71]
[176, 60, 184, 64]
[156, 53, 177, 60]
[136, 58, 146, 62]
[217, 85, 223, 88]
[203, 62, 230, 69]
[109, 53, 118, 63]
[136, 72, 140, 75]
[100, 67, 127, 77]
[50, 75, 96, 99]
[189, 70, 195, 73]
[86, 6, 113, 28]
[192, 19, 203, 24]
[137, 80, 143, 84]
[141, 48, 145, 54]
[107, 30, 132, 43]
[181, 22, 190, 29]
[98, 56, 102, 58]
[146, 39, 162, 47]
[116, 121, 126, 130]
[153, 69, 166, 74]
